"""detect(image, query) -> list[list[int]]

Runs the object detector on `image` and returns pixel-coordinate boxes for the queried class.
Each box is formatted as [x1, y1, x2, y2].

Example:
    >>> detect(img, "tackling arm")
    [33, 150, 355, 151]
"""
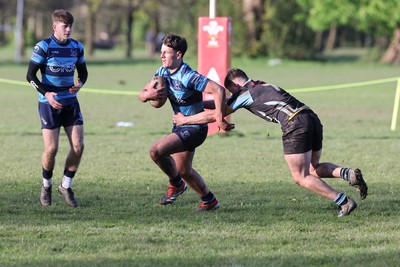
[173, 108, 235, 130]
[203, 80, 235, 131]
[203, 81, 225, 122]
[173, 110, 216, 125]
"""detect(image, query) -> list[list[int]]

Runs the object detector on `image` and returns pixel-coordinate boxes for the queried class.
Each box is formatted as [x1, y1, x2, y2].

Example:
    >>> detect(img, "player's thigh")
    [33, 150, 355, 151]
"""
[64, 124, 84, 149]
[284, 150, 312, 178]
[42, 128, 61, 152]
[310, 149, 322, 171]
[151, 133, 184, 156]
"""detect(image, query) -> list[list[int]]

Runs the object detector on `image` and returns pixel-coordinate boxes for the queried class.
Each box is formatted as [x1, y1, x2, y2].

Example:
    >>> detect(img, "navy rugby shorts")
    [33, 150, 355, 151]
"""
[281, 110, 323, 154]
[172, 125, 208, 152]
[38, 98, 83, 129]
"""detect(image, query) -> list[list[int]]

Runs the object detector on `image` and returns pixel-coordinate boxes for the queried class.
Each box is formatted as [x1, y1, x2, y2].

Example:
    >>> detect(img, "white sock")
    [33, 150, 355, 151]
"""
[62, 176, 73, 189]
[43, 178, 52, 188]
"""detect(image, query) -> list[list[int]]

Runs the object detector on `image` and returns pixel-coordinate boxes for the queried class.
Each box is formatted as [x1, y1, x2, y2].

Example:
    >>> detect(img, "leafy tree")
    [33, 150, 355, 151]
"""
[356, 0, 400, 64]
[259, 0, 315, 59]
[0, 0, 18, 45]
[296, 0, 357, 51]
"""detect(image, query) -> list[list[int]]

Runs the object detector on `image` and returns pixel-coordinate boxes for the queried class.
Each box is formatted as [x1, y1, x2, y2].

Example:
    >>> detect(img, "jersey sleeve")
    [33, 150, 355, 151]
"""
[30, 41, 48, 65]
[181, 70, 209, 92]
[227, 91, 254, 112]
[76, 42, 85, 65]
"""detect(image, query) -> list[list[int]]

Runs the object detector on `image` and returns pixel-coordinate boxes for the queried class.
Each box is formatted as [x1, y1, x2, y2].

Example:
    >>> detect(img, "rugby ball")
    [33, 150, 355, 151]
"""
[147, 76, 168, 108]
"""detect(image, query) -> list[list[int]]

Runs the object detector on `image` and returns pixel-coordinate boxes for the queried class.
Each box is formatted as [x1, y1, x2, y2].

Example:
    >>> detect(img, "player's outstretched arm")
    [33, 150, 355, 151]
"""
[203, 100, 216, 109]
[173, 111, 215, 126]
[203, 81, 225, 121]
[203, 80, 235, 131]
[173, 111, 235, 131]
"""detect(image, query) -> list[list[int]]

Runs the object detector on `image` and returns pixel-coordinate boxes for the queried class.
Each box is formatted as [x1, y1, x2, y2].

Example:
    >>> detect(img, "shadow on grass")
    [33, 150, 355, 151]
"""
[2, 242, 398, 267]
[0, 180, 378, 228]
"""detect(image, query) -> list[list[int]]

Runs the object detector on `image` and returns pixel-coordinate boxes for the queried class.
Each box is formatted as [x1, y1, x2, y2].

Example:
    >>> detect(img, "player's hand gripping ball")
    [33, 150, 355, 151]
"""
[147, 76, 168, 108]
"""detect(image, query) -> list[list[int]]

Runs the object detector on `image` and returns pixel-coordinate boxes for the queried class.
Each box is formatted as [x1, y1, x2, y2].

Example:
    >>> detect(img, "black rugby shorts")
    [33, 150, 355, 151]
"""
[281, 111, 323, 154]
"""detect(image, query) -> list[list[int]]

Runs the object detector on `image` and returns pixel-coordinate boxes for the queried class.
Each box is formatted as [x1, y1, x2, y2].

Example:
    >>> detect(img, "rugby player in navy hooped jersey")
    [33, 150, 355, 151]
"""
[26, 9, 88, 208]
[173, 68, 368, 217]
[139, 33, 234, 211]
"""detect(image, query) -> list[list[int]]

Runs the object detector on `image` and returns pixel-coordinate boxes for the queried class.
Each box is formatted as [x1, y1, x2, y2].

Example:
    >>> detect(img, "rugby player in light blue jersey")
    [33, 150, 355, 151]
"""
[139, 33, 234, 211]
[26, 9, 88, 208]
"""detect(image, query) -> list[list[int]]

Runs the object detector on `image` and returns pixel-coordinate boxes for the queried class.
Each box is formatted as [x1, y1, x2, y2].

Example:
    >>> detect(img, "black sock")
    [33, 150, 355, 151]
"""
[201, 191, 215, 203]
[42, 168, 53, 179]
[169, 174, 183, 187]
[64, 169, 76, 178]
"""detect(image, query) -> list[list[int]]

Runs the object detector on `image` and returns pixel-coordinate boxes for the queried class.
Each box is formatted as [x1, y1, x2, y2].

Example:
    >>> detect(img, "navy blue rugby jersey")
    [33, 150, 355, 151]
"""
[227, 80, 309, 126]
[155, 63, 209, 128]
[29, 35, 85, 103]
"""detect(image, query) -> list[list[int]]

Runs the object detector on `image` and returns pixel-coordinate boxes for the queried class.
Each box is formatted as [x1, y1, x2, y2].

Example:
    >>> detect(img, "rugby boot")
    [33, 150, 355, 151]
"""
[348, 168, 368, 199]
[159, 182, 187, 205]
[57, 184, 78, 207]
[338, 197, 357, 217]
[196, 198, 220, 212]
[40, 186, 52, 206]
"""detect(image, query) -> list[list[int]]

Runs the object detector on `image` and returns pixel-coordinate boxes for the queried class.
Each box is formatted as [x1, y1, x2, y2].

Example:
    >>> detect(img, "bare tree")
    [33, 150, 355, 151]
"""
[381, 25, 400, 64]
[80, 0, 102, 56]
[125, 0, 145, 58]
[242, 0, 265, 55]
[325, 24, 337, 51]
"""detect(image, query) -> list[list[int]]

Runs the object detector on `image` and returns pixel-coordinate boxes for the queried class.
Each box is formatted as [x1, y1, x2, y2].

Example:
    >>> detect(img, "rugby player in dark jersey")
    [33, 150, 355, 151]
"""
[173, 68, 368, 217]
[26, 10, 88, 208]
[139, 33, 233, 211]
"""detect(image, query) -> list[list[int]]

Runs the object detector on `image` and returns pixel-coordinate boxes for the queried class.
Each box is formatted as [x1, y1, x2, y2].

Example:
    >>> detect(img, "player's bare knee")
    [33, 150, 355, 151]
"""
[149, 146, 161, 161]
[291, 175, 303, 186]
[178, 168, 192, 178]
[44, 146, 58, 158]
[72, 143, 84, 156]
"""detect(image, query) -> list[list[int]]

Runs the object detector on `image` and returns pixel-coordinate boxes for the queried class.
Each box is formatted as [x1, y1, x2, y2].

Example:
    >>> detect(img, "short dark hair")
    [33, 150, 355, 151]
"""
[224, 68, 249, 90]
[52, 9, 74, 25]
[162, 33, 188, 57]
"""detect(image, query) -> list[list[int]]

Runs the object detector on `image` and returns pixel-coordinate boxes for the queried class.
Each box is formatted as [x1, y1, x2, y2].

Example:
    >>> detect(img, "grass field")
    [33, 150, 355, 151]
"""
[1, 48, 400, 266]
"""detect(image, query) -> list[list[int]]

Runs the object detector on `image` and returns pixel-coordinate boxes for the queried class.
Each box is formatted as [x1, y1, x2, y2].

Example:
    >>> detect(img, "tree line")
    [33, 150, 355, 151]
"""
[1, 0, 400, 63]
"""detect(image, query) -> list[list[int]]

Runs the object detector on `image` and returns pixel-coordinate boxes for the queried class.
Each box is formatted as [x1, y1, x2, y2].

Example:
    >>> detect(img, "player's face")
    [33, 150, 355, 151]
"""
[53, 21, 72, 43]
[228, 78, 244, 94]
[160, 44, 182, 72]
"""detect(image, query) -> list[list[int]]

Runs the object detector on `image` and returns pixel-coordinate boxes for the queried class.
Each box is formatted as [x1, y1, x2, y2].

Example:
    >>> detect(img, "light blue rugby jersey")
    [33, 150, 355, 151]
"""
[155, 63, 209, 128]
[29, 35, 85, 103]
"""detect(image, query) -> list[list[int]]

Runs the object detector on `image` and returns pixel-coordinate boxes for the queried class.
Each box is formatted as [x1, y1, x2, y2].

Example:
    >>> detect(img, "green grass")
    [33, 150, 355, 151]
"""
[1, 49, 400, 266]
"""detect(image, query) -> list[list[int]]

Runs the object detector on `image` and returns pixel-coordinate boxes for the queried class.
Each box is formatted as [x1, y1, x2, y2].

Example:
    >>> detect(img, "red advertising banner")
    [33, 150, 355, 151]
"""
[198, 17, 232, 135]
